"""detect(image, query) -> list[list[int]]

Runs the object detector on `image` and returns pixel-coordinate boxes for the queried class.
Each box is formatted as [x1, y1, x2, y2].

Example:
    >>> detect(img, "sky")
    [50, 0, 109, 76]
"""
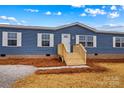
[0, 5, 124, 31]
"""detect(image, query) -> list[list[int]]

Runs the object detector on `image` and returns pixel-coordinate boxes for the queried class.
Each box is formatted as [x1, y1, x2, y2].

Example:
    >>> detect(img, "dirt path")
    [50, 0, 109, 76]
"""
[0, 65, 37, 88]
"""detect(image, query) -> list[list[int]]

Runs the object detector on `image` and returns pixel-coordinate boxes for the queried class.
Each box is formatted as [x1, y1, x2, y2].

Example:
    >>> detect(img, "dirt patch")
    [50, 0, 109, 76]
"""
[0, 58, 65, 67]
[35, 61, 108, 74]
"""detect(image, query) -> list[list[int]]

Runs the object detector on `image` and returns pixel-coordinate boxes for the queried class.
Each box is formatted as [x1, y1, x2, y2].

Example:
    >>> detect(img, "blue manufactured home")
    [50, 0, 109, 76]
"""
[0, 22, 124, 59]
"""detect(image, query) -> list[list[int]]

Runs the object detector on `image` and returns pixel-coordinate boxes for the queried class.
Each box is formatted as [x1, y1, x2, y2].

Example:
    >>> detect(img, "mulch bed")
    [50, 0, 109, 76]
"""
[35, 61, 108, 74]
[0, 58, 124, 74]
[36, 58, 124, 74]
[87, 58, 124, 63]
[0, 58, 66, 67]
[35, 66, 107, 74]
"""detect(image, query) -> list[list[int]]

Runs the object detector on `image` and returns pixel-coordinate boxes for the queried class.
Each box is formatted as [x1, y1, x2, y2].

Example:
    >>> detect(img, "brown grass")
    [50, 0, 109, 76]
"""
[12, 62, 124, 88]
[1, 57, 124, 87]
[0, 58, 65, 67]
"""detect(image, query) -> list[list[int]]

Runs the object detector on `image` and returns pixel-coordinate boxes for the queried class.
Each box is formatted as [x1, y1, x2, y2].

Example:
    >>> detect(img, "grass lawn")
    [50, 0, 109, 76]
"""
[12, 62, 124, 88]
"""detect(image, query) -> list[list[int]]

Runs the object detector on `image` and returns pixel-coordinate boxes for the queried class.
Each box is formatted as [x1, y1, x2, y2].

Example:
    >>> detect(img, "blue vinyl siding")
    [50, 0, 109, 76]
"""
[0, 25, 124, 55]
[87, 33, 124, 54]
[0, 28, 56, 55]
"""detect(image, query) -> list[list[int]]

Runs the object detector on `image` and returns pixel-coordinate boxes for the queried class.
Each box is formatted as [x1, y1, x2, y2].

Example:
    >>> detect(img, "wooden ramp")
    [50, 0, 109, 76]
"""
[58, 43, 87, 66]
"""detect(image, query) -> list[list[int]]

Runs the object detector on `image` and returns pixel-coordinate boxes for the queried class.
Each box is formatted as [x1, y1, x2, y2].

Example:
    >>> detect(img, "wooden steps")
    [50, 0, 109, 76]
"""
[66, 59, 85, 66]
[65, 53, 85, 66]
[66, 53, 81, 58]
[58, 43, 87, 66]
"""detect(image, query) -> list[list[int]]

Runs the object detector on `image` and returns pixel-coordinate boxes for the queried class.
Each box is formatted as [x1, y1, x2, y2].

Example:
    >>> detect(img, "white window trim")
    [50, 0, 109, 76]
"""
[113, 36, 124, 48]
[76, 35, 97, 48]
[93, 36, 97, 47]
[2, 32, 22, 47]
[37, 33, 42, 47]
[50, 34, 54, 47]
[2, 32, 8, 46]
[37, 33, 54, 47]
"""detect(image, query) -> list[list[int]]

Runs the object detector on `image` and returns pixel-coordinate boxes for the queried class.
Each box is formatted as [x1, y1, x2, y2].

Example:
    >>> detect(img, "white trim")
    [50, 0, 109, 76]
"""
[37, 33, 42, 47]
[1, 22, 124, 35]
[113, 37, 116, 48]
[0, 22, 97, 32]
[50, 34, 54, 47]
[17, 32, 22, 47]
[77, 35, 96, 48]
[37, 33, 54, 47]
[2, 32, 8, 46]
[2, 32, 22, 47]
[93, 36, 97, 47]
[113, 36, 124, 48]
[62, 34, 71, 52]
[76, 35, 79, 44]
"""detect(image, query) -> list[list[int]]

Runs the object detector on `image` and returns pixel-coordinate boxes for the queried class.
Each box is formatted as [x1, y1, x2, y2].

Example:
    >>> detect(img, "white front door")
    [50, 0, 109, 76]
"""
[62, 34, 71, 52]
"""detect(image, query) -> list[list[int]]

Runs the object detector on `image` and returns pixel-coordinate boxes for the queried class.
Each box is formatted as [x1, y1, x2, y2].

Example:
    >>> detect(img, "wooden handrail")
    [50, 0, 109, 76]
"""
[79, 43, 87, 53]
[57, 43, 68, 62]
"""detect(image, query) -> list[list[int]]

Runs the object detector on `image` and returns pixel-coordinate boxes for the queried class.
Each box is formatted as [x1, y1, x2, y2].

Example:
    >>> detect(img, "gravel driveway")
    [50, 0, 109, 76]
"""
[0, 65, 37, 88]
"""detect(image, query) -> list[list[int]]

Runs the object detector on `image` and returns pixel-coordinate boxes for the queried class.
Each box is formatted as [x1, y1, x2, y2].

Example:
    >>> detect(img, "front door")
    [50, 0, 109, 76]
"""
[62, 34, 71, 52]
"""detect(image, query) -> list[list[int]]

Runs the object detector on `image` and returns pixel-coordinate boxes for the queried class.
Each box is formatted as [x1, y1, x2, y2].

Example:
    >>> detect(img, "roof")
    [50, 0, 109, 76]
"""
[0, 22, 124, 34]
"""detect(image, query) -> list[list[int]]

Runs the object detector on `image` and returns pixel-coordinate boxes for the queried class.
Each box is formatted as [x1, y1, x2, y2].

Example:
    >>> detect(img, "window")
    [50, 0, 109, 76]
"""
[114, 37, 124, 48]
[8, 32, 17, 46]
[78, 35, 96, 48]
[37, 33, 54, 47]
[122, 38, 124, 47]
[2, 32, 22, 47]
[42, 33, 50, 47]
[79, 35, 86, 46]
[87, 36, 94, 47]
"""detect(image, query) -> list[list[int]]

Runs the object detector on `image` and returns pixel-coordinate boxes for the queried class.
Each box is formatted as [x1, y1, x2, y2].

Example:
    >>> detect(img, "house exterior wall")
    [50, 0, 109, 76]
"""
[90, 33, 124, 54]
[0, 25, 124, 56]
[56, 25, 124, 54]
[0, 28, 56, 55]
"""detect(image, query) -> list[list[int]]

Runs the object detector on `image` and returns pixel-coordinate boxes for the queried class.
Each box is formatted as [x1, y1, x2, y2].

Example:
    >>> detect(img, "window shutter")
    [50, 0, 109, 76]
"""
[2, 32, 8, 46]
[37, 33, 42, 47]
[50, 34, 54, 47]
[76, 35, 79, 44]
[17, 32, 22, 47]
[93, 36, 97, 47]
[113, 37, 116, 48]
